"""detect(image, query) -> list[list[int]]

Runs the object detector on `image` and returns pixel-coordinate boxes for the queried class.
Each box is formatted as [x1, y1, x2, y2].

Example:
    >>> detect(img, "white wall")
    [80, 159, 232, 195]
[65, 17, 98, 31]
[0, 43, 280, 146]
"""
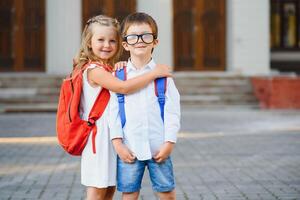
[226, 0, 270, 75]
[137, 0, 173, 67]
[46, 0, 81, 75]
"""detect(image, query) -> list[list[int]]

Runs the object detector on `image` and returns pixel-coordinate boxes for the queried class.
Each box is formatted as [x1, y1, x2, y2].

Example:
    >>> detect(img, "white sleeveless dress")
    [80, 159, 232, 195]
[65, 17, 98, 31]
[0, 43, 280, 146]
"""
[80, 64, 116, 188]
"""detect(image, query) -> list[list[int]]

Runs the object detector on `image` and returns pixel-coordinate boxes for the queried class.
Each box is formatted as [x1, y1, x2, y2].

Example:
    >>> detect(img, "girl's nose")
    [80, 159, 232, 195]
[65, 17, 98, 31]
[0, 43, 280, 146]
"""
[104, 41, 110, 47]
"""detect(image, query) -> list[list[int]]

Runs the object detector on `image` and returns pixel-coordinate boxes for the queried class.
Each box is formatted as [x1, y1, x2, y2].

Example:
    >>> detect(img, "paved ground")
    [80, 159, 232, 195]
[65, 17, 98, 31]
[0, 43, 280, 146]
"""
[0, 106, 300, 200]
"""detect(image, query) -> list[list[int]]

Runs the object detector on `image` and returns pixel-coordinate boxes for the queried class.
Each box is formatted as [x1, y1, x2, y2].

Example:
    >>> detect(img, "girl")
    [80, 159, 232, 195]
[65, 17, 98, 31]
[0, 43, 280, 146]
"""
[74, 15, 171, 200]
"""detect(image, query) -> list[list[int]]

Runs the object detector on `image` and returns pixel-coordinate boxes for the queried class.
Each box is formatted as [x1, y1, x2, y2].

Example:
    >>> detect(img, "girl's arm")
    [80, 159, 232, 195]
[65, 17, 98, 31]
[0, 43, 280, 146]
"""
[88, 64, 171, 94]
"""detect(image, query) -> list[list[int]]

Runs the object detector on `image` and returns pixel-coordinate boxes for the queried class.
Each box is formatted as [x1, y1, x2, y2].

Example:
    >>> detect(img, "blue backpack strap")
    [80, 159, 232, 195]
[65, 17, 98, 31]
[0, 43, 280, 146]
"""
[115, 68, 127, 128]
[155, 77, 167, 122]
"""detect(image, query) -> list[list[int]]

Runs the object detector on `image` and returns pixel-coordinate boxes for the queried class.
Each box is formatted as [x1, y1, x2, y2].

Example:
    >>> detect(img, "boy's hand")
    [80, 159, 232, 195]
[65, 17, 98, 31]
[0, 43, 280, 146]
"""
[112, 139, 135, 163]
[114, 61, 127, 71]
[153, 64, 172, 78]
[153, 142, 174, 163]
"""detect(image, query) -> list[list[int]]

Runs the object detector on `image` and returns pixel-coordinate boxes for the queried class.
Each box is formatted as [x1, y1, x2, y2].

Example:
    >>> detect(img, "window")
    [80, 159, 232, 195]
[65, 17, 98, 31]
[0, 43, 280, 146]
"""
[271, 0, 300, 50]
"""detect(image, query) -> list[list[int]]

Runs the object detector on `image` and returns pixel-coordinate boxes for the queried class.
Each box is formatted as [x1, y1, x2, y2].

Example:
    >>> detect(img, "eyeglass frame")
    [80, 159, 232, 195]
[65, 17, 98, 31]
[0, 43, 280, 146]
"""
[123, 33, 157, 45]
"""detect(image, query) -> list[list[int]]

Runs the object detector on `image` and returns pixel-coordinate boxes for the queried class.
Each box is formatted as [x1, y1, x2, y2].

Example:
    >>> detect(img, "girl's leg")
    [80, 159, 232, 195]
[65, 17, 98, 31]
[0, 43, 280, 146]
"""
[103, 186, 116, 200]
[86, 187, 107, 200]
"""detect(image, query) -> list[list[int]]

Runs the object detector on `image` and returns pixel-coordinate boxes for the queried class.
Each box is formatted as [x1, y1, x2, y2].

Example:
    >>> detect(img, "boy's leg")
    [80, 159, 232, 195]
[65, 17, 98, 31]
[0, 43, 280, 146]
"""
[122, 191, 140, 200]
[117, 156, 145, 200]
[157, 189, 176, 200]
[147, 157, 176, 199]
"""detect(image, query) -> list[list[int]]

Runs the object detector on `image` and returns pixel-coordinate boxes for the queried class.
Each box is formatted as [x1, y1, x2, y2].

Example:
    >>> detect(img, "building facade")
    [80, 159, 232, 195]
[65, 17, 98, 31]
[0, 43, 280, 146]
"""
[1, 0, 299, 75]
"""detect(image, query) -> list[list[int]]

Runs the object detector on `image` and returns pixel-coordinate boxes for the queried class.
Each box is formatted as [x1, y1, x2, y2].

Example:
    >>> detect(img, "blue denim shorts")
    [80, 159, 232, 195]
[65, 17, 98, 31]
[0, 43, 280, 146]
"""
[117, 156, 175, 193]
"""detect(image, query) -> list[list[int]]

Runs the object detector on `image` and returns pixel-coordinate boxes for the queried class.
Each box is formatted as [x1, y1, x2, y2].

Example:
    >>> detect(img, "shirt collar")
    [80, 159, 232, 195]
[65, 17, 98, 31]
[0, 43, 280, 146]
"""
[127, 58, 156, 73]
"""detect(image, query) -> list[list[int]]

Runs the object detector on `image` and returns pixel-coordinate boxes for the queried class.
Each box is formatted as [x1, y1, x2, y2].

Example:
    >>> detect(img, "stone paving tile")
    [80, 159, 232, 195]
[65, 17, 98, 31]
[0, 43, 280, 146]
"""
[1, 110, 300, 199]
[0, 137, 298, 200]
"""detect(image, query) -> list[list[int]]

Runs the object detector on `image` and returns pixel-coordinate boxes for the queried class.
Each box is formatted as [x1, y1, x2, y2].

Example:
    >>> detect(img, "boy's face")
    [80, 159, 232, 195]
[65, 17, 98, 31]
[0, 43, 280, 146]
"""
[122, 23, 158, 58]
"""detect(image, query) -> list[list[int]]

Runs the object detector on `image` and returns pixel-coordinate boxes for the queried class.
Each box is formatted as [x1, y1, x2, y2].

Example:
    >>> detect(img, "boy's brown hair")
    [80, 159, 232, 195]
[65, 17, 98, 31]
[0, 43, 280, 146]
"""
[121, 12, 158, 38]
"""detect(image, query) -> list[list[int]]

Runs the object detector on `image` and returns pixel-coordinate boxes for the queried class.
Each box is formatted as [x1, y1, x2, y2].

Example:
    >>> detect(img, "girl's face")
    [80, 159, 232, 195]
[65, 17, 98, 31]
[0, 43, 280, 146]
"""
[91, 25, 118, 63]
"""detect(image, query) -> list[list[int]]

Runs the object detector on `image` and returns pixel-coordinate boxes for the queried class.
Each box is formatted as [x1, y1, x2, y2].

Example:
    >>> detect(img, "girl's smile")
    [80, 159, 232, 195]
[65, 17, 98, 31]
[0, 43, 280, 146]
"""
[91, 25, 118, 63]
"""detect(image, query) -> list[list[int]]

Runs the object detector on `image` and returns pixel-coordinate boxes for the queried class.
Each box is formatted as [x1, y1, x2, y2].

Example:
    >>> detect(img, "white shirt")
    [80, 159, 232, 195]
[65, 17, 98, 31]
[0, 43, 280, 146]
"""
[109, 59, 181, 160]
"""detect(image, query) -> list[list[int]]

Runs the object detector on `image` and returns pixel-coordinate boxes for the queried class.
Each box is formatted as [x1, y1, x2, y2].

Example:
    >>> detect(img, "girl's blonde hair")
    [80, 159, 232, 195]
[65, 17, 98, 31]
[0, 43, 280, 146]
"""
[74, 15, 122, 70]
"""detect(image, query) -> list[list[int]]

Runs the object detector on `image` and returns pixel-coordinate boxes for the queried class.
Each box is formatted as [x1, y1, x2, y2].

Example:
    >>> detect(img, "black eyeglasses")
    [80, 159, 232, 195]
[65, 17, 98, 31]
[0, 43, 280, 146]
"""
[123, 33, 156, 45]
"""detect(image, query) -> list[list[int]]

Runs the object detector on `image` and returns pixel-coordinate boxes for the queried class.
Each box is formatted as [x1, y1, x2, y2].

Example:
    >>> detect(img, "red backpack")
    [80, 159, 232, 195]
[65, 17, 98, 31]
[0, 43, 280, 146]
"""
[56, 62, 111, 156]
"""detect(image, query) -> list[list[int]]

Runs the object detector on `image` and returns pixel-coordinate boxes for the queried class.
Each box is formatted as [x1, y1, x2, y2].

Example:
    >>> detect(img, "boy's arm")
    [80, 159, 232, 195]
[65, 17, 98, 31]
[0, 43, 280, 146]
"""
[108, 91, 135, 163]
[154, 78, 180, 163]
[153, 142, 174, 163]
[112, 139, 135, 163]
[154, 78, 181, 163]
[164, 77, 181, 143]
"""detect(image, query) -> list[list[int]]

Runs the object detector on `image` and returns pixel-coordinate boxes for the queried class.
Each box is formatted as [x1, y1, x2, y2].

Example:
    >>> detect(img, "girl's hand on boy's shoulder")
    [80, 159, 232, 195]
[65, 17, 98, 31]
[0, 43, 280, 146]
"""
[154, 64, 173, 78]
[153, 142, 174, 163]
[114, 61, 127, 71]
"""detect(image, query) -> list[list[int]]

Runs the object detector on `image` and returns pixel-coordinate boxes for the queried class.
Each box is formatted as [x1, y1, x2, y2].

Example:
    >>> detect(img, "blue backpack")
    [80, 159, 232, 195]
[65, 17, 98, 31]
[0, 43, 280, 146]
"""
[115, 67, 167, 128]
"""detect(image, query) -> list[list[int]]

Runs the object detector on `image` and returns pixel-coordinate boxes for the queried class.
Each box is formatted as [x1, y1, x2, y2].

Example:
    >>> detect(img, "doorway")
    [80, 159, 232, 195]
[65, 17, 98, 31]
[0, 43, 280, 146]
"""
[0, 0, 45, 72]
[173, 0, 226, 71]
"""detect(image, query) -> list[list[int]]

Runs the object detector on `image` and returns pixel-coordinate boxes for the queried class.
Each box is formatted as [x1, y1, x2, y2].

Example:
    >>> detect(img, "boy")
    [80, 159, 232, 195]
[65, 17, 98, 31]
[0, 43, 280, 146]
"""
[109, 12, 180, 200]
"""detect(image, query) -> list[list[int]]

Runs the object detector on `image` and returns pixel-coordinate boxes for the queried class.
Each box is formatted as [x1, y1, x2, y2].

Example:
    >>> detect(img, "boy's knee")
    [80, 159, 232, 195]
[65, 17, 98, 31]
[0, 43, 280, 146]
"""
[157, 189, 176, 200]
[122, 191, 139, 200]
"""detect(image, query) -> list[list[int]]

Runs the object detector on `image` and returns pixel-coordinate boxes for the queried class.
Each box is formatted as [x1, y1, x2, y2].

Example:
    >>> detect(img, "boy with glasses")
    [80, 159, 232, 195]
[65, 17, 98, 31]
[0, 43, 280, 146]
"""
[109, 12, 180, 200]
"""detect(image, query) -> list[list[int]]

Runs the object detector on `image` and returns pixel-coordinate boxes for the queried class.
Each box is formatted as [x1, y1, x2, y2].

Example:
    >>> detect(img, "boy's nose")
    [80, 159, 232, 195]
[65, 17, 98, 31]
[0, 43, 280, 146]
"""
[137, 37, 143, 43]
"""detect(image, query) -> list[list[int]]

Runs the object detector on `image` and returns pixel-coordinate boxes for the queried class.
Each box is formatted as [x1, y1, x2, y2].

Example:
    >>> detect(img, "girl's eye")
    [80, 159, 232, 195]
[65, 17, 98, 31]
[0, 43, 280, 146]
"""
[98, 38, 104, 42]
[110, 40, 116, 43]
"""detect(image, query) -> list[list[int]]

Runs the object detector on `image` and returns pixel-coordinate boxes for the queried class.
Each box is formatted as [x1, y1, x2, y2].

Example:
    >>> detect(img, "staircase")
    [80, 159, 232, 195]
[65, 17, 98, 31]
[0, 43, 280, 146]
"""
[0, 73, 63, 112]
[174, 72, 259, 108]
[0, 72, 259, 112]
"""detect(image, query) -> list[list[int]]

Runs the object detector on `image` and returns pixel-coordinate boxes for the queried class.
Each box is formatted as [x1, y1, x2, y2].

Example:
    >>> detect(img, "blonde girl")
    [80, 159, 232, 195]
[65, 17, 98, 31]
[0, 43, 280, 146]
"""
[74, 15, 171, 200]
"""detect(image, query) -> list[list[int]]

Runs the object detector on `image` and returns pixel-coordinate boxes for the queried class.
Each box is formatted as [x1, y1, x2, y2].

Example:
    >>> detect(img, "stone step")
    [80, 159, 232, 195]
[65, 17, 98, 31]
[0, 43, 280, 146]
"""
[0, 72, 259, 112]
[0, 103, 58, 113]
[181, 94, 258, 104]
[0, 73, 64, 88]
[174, 78, 251, 86]
[177, 86, 253, 95]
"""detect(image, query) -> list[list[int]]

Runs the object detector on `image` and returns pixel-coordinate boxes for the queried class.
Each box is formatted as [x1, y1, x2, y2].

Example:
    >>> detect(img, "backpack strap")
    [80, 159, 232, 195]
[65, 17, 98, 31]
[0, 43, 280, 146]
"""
[115, 68, 127, 128]
[154, 77, 167, 122]
[86, 62, 112, 154]
[115, 67, 167, 127]
[88, 88, 110, 153]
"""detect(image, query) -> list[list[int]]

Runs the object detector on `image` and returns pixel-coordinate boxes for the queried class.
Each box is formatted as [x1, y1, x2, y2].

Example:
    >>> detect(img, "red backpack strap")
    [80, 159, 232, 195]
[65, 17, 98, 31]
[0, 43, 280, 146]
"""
[88, 61, 113, 72]
[85, 62, 112, 153]
[88, 88, 110, 153]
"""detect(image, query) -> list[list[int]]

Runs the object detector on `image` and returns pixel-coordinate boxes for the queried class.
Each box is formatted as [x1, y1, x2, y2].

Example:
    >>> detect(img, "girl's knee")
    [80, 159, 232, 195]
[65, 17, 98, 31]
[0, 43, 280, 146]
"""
[86, 187, 107, 200]
[104, 186, 116, 200]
